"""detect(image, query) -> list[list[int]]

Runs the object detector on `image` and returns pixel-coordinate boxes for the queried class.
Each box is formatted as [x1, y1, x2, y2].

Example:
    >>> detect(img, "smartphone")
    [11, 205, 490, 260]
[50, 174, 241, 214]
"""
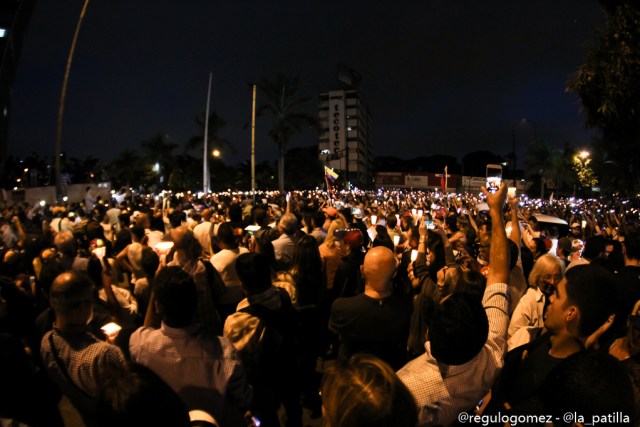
[410, 249, 418, 262]
[507, 187, 516, 198]
[425, 220, 435, 230]
[486, 164, 503, 193]
[352, 207, 362, 217]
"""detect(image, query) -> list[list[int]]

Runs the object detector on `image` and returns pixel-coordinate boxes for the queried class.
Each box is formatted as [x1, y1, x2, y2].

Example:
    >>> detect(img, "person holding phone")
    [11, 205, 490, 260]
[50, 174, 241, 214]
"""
[41, 271, 127, 426]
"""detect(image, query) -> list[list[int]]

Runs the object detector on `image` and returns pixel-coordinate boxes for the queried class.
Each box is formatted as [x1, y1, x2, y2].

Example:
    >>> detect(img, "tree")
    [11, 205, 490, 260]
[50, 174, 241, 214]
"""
[571, 151, 598, 193]
[140, 133, 178, 189]
[66, 156, 102, 183]
[567, 2, 640, 192]
[524, 140, 564, 197]
[185, 111, 233, 156]
[107, 149, 148, 189]
[257, 74, 317, 193]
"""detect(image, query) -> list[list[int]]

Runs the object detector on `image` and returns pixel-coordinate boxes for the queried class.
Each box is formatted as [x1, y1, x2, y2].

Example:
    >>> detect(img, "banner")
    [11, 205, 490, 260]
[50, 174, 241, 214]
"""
[328, 91, 346, 169]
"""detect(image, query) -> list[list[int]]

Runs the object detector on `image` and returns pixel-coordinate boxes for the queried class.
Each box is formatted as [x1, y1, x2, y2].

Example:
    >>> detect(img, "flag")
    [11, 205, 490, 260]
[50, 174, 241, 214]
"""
[325, 166, 339, 182]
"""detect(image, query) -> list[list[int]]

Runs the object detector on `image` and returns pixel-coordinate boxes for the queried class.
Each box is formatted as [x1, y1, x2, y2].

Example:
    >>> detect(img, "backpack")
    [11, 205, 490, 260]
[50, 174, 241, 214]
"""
[238, 288, 299, 380]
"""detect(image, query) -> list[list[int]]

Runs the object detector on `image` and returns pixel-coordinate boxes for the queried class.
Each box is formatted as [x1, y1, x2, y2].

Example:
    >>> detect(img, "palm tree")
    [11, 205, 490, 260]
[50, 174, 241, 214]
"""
[66, 156, 102, 183]
[108, 149, 148, 189]
[257, 73, 316, 193]
[524, 140, 577, 197]
[141, 133, 178, 188]
[185, 111, 234, 155]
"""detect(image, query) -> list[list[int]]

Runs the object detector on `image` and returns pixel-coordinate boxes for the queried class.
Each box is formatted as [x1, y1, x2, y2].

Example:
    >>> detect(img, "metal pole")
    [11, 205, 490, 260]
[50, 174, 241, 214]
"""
[251, 84, 256, 198]
[55, 0, 90, 201]
[512, 125, 517, 187]
[202, 73, 212, 194]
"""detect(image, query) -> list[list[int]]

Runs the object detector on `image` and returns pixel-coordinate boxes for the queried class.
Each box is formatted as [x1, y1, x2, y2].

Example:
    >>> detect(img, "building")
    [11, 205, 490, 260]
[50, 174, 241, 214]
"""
[318, 89, 373, 187]
[0, 0, 36, 161]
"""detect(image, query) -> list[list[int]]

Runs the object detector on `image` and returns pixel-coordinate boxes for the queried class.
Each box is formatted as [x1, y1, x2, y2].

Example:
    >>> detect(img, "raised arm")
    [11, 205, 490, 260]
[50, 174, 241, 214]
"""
[481, 184, 509, 286]
[508, 197, 521, 251]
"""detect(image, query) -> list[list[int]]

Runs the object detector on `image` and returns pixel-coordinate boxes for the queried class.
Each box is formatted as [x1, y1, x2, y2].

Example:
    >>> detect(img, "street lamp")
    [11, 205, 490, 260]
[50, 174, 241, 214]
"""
[55, 0, 90, 201]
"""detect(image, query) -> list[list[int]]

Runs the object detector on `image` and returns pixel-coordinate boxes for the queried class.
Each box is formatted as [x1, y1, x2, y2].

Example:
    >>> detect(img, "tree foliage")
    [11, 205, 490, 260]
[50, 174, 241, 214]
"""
[257, 73, 317, 192]
[567, 2, 640, 191]
[185, 111, 233, 156]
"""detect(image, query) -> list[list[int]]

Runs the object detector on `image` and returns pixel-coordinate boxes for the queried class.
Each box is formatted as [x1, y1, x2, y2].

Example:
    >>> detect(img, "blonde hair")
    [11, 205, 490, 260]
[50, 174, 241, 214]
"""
[321, 355, 417, 427]
[324, 218, 347, 249]
[528, 253, 565, 289]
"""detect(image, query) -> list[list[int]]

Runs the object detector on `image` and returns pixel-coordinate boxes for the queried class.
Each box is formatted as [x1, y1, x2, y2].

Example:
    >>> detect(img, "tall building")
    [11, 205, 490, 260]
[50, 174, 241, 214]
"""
[318, 89, 373, 187]
[0, 0, 36, 161]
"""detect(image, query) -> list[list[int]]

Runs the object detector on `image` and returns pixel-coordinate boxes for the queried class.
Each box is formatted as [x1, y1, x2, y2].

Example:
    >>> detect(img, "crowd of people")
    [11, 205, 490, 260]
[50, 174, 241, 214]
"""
[0, 184, 638, 426]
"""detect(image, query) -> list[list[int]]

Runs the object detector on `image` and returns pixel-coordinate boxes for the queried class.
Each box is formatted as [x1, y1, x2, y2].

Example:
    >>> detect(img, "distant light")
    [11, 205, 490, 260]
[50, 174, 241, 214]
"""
[39, 200, 46, 207]
[579, 150, 590, 159]
[153, 162, 160, 173]
[63, 196, 68, 202]
[24, 168, 28, 173]
[0, 29, 6, 38]
[212, 149, 220, 158]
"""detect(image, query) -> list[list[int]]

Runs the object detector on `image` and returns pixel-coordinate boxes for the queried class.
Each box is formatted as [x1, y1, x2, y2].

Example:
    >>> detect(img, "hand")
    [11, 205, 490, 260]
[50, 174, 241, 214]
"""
[418, 217, 427, 238]
[481, 182, 507, 212]
[507, 196, 519, 212]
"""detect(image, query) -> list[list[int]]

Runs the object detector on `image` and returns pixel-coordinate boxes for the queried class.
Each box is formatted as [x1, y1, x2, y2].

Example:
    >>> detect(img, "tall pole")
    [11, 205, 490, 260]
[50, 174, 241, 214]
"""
[55, 0, 90, 201]
[251, 84, 256, 198]
[202, 73, 212, 194]
[512, 125, 517, 187]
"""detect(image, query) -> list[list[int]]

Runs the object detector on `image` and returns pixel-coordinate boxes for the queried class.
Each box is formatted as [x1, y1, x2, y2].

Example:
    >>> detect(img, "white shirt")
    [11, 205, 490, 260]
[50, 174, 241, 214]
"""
[130, 323, 251, 426]
[397, 282, 509, 426]
[193, 221, 213, 258]
[211, 247, 249, 305]
[508, 286, 545, 340]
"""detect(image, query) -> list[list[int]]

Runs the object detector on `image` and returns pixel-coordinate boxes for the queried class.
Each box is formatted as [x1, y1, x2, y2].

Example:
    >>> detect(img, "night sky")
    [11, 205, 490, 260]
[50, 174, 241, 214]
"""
[8, 0, 604, 168]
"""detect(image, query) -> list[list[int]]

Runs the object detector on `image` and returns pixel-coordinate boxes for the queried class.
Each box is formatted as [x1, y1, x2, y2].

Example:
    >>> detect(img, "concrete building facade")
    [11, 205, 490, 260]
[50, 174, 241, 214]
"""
[318, 89, 373, 187]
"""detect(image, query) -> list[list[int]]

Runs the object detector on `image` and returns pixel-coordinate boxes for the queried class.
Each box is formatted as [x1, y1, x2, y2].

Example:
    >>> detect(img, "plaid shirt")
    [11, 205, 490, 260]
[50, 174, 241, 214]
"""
[130, 323, 251, 424]
[397, 282, 509, 426]
[41, 326, 125, 415]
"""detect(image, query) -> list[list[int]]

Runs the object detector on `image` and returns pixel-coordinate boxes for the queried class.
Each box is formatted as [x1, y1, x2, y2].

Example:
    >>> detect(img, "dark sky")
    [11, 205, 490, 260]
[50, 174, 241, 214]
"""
[8, 0, 605, 167]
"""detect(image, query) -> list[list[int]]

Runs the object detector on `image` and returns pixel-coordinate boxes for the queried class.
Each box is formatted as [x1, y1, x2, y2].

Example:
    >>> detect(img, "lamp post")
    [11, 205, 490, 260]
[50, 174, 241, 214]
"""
[55, 0, 90, 201]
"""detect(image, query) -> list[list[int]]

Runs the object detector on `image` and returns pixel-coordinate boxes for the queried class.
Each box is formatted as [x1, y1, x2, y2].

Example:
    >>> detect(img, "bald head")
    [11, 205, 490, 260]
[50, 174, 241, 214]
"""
[361, 246, 396, 293]
[50, 271, 94, 315]
[136, 213, 151, 229]
[171, 226, 201, 259]
[201, 208, 212, 222]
